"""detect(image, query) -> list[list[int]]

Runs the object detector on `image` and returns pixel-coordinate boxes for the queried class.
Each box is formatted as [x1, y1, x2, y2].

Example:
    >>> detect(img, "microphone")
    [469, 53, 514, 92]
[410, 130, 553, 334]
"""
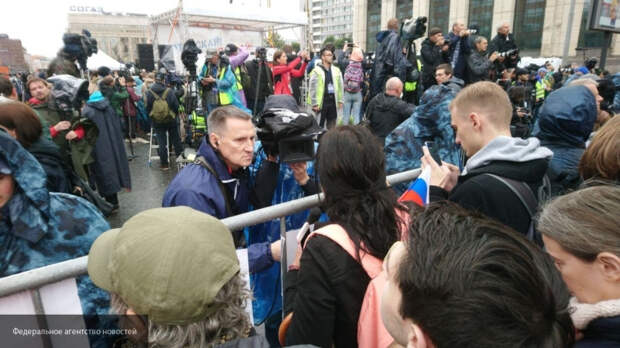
[297, 207, 323, 245]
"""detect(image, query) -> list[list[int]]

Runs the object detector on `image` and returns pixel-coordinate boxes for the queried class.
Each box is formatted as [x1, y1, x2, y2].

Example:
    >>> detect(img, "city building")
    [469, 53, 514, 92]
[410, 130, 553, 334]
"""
[311, 0, 354, 50]
[0, 34, 28, 73]
[353, 0, 619, 66]
[67, 6, 151, 64]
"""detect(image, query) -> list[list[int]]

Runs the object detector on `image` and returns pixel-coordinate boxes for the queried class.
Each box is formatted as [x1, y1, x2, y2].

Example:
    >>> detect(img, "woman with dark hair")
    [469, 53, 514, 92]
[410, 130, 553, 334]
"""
[0, 101, 71, 193]
[272, 50, 309, 95]
[283, 125, 408, 347]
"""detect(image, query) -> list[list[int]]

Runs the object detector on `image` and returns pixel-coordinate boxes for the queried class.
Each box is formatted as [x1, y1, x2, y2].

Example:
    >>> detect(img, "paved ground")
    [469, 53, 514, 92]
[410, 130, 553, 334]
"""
[105, 141, 181, 228]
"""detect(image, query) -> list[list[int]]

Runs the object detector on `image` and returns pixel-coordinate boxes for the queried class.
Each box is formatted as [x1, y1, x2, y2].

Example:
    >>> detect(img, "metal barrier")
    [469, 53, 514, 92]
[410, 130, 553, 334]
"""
[0, 168, 421, 298]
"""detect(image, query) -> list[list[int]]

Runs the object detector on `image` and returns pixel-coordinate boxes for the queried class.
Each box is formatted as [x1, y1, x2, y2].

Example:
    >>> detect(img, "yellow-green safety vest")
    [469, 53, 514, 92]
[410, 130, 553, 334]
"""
[306, 65, 343, 109]
[405, 59, 422, 92]
[234, 66, 243, 91]
[535, 80, 545, 101]
[218, 67, 232, 106]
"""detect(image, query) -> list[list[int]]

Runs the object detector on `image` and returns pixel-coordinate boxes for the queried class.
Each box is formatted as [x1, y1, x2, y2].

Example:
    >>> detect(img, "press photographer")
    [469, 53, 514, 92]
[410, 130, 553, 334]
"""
[398, 15, 427, 104]
[447, 22, 473, 82]
[467, 36, 499, 82]
[489, 22, 519, 73]
[370, 18, 409, 98]
[421, 27, 450, 89]
[244, 47, 273, 115]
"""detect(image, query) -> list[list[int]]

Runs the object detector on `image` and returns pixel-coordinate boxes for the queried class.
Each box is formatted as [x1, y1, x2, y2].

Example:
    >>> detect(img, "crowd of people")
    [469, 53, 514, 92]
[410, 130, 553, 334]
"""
[0, 15, 618, 348]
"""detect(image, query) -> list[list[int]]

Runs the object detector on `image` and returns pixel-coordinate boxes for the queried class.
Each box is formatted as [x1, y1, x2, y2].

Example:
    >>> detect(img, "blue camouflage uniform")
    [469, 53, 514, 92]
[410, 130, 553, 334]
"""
[246, 143, 316, 326]
[384, 84, 461, 194]
[0, 131, 110, 316]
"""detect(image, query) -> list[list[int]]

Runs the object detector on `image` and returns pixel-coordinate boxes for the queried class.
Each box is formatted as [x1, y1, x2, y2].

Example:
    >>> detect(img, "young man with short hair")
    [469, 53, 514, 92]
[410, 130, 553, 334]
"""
[380, 202, 575, 347]
[307, 46, 344, 130]
[422, 81, 553, 236]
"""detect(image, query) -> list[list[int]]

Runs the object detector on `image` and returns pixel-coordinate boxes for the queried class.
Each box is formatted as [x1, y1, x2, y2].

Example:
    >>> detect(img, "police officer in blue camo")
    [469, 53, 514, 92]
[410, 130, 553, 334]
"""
[384, 84, 461, 194]
[0, 130, 112, 345]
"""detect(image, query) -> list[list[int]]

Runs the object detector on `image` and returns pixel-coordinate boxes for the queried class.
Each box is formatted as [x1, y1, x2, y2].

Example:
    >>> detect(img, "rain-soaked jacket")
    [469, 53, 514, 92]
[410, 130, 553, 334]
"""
[0, 131, 110, 315]
[533, 85, 597, 194]
[384, 84, 461, 194]
[371, 30, 409, 97]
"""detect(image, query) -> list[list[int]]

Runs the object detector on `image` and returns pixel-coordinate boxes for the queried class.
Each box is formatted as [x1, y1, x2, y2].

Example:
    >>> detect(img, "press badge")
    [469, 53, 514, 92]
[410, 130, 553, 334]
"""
[327, 83, 334, 94]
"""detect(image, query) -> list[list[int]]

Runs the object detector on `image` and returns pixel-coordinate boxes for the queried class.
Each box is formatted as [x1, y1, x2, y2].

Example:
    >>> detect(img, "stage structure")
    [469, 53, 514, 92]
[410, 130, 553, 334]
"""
[150, 0, 308, 73]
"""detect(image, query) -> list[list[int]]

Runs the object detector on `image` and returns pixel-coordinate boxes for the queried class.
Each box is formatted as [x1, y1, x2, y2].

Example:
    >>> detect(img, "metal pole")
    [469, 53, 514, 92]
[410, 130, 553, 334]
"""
[600, 31, 612, 70]
[562, 0, 577, 64]
[0, 168, 422, 297]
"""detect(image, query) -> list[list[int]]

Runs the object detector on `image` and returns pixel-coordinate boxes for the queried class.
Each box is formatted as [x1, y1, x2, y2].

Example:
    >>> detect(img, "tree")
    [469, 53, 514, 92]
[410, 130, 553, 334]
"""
[334, 36, 353, 49]
[266, 32, 286, 49]
[322, 35, 336, 47]
[291, 42, 301, 53]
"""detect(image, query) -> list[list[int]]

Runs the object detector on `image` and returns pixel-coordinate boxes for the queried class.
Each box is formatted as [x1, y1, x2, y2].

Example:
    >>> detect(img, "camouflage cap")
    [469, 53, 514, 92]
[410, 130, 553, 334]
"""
[87, 206, 239, 325]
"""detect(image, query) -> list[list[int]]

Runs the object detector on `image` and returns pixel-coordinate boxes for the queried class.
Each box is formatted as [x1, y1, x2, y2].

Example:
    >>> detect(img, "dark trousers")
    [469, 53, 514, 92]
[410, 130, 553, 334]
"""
[123, 115, 137, 138]
[153, 121, 184, 166]
[319, 103, 337, 130]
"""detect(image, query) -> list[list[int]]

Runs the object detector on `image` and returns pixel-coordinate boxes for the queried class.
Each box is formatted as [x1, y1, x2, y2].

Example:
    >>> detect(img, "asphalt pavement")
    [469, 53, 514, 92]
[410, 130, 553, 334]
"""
[105, 141, 181, 228]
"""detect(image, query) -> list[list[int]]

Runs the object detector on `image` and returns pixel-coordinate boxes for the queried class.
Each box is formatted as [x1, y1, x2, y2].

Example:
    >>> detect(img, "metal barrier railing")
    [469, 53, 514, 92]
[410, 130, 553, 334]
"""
[0, 168, 421, 298]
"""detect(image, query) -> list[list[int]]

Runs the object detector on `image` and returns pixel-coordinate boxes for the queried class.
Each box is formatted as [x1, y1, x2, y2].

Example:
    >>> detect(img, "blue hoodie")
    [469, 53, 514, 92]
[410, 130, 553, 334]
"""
[533, 85, 597, 148]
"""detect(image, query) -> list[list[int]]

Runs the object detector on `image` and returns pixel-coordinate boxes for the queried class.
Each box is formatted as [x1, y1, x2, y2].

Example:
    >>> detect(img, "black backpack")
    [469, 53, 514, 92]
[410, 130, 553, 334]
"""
[484, 174, 551, 247]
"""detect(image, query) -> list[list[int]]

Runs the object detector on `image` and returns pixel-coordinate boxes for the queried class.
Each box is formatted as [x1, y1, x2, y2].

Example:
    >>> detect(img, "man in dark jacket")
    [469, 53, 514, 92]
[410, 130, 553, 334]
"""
[370, 18, 408, 98]
[366, 77, 415, 144]
[420, 27, 451, 90]
[244, 47, 273, 115]
[447, 22, 472, 82]
[422, 81, 553, 237]
[467, 36, 499, 83]
[146, 73, 184, 170]
[488, 22, 519, 73]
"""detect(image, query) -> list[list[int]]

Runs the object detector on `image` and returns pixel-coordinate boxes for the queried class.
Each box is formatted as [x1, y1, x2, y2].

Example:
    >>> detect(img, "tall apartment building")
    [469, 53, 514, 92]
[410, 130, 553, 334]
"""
[0, 34, 28, 73]
[311, 0, 354, 50]
[354, 0, 619, 65]
[67, 7, 150, 64]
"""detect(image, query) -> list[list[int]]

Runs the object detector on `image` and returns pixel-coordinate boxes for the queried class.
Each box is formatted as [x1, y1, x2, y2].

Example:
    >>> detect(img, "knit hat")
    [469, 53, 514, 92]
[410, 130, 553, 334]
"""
[537, 67, 548, 75]
[350, 47, 364, 62]
[429, 27, 442, 37]
[87, 207, 239, 325]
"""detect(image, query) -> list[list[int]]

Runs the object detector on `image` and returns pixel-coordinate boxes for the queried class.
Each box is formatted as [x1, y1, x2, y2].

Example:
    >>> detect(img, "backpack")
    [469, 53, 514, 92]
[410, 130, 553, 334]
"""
[149, 88, 175, 123]
[484, 174, 551, 247]
[344, 62, 364, 93]
[305, 224, 393, 348]
[238, 64, 252, 92]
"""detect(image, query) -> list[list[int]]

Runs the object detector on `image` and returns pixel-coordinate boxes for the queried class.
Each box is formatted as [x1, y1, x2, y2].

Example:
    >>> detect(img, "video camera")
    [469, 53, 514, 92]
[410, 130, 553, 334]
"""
[400, 16, 428, 42]
[181, 39, 202, 77]
[62, 29, 98, 72]
[363, 52, 374, 71]
[255, 96, 323, 163]
[47, 75, 90, 113]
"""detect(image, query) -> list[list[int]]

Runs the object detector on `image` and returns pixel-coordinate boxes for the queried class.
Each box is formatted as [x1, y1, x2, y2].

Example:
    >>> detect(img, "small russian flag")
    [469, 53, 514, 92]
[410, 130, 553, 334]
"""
[398, 167, 431, 207]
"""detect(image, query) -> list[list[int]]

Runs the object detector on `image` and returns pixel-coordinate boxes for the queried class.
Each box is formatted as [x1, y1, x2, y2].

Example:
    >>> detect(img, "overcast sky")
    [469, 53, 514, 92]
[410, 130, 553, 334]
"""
[2, 0, 301, 57]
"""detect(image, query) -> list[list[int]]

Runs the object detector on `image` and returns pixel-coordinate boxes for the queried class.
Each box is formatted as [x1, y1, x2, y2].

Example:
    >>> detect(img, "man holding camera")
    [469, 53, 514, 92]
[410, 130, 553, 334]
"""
[447, 22, 472, 82]
[199, 50, 220, 114]
[489, 23, 519, 73]
[420, 27, 451, 90]
[467, 36, 499, 83]
[244, 47, 273, 115]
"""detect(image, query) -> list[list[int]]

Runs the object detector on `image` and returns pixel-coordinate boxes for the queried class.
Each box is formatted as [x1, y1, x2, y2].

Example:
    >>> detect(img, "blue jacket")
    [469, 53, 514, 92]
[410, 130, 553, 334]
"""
[384, 84, 461, 194]
[534, 85, 596, 148]
[447, 32, 471, 80]
[163, 137, 250, 219]
[371, 30, 409, 96]
[0, 131, 110, 315]
[247, 145, 316, 325]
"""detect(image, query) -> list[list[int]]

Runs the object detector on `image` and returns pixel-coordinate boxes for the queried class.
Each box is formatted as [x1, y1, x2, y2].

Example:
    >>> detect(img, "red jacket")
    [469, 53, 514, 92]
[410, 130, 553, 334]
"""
[272, 57, 307, 95]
